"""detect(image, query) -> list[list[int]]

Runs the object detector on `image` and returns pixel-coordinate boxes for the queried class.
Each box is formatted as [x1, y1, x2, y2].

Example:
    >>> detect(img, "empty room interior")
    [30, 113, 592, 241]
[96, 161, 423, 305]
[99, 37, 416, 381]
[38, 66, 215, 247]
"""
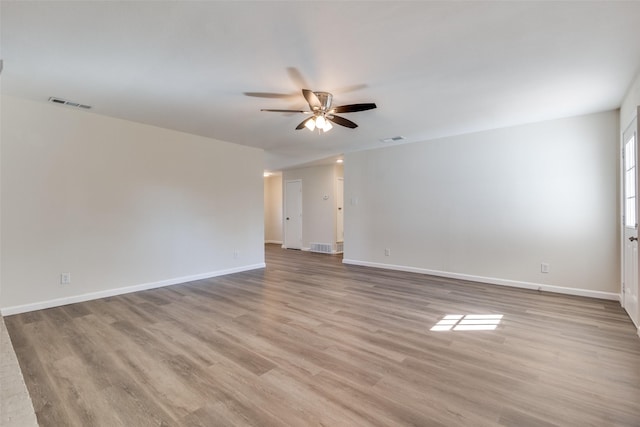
[2, 1, 640, 426]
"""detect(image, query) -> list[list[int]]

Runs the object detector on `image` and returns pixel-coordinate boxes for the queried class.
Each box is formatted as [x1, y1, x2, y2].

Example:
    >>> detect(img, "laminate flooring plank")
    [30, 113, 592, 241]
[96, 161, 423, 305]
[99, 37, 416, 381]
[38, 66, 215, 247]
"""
[5, 244, 640, 426]
[220, 320, 326, 376]
[9, 347, 71, 426]
[166, 318, 278, 377]
[251, 322, 384, 388]
[179, 401, 255, 427]
[259, 368, 377, 427]
[202, 357, 336, 427]
[190, 363, 287, 427]
[111, 347, 204, 420]
[305, 369, 459, 427]
[370, 368, 505, 427]
[61, 302, 92, 319]
[316, 321, 414, 363]
[78, 299, 121, 324]
[48, 355, 125, 427]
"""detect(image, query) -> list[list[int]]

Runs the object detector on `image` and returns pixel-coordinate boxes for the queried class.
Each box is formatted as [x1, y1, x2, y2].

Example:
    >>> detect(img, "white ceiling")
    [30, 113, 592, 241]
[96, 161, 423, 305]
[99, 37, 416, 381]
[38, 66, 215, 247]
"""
[2, 1, 640, 171]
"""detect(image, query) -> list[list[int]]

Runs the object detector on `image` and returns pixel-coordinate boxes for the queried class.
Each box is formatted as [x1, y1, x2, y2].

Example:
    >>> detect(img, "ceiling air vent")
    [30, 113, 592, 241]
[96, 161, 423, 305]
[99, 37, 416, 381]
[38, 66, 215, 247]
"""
[48, 97, 92, 109]
[380, 136, 405, 143]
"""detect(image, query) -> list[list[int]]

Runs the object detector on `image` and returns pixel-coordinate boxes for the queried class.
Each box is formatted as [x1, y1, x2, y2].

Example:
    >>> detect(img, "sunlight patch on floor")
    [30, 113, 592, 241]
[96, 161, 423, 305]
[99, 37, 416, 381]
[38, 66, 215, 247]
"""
[430, 314, 503, 331]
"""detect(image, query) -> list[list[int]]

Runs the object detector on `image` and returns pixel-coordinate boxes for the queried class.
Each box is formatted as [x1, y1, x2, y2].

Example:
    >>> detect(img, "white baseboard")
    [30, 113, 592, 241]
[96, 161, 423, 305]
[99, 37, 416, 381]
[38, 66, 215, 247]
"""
[342, 259, 619, 301]
[0, 263, 266, 316]
[265, 240, 283, 245]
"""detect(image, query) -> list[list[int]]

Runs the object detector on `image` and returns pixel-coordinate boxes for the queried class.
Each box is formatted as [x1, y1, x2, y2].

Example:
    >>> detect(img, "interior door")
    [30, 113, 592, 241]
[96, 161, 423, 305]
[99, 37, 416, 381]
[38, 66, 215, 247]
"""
[284, 180, 302, 249]
[336, 178, 344, 242]
[623, 116, 639, 328]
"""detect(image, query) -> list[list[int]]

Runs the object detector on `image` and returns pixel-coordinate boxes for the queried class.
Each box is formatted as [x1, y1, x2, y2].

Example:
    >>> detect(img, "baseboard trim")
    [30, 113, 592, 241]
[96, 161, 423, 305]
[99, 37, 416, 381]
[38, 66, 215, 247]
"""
[0, 263, 266, 316]
[342, 259, 619, 301]
[265, 240, 283, 245]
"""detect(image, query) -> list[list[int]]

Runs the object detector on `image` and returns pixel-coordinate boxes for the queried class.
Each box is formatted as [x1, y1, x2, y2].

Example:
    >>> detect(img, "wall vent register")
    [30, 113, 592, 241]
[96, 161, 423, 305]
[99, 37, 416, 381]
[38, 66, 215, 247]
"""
[310, 243, 333, 254]
[49, 97, 92, 109]
[380, 136, 405, 143]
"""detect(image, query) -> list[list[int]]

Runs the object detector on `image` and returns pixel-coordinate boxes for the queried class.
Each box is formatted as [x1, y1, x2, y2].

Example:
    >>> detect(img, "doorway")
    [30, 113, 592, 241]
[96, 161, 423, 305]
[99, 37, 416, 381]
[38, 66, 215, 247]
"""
[284, 179, 302, 249]
[337, 177, 344, 244]
[622, 116, 639, 327]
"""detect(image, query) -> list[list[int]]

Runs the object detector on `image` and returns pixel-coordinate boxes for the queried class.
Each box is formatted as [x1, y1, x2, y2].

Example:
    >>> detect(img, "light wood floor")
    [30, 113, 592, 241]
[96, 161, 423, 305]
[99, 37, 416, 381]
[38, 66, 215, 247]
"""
[5, 244, 640, 426]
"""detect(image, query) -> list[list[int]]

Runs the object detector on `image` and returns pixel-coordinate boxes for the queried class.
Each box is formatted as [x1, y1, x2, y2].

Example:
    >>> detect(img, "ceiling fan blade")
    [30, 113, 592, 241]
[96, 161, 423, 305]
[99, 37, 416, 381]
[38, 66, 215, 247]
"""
[332, 103, 377, 114]
[328, 115, 358, 129]
[244, 92, 297, 99]
[296, 117, 315, 130]
[334, 83, 368, 94]
[261, 109, 308, 113]
[287, 67, 310, 89]
[302, 89, 322, 110]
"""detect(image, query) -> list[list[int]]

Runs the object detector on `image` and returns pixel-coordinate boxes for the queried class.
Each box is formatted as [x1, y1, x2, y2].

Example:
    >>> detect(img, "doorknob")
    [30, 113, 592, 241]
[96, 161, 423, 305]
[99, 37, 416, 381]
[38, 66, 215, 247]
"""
[286, 217, 290, 220]
[630, 236, 638, 242]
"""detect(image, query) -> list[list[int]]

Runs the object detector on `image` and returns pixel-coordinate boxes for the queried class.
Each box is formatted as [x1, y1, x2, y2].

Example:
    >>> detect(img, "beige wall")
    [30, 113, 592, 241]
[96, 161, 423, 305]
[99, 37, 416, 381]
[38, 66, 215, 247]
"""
[1, 95, 265, 313]
[344, 110, 620, 298]
[264, 174, 283, 243]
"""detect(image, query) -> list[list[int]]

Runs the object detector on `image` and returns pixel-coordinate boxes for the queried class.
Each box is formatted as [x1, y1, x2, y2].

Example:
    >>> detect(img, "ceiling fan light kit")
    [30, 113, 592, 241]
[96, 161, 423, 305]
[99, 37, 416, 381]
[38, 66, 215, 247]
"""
[261, 89, 376, 133]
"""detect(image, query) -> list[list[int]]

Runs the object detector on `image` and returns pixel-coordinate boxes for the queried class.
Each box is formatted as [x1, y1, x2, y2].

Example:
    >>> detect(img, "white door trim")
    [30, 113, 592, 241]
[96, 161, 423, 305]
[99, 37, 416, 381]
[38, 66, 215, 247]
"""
[621, 113, 639, 329]
[336, 177, 344, 244]
[283, 179, 303, 250]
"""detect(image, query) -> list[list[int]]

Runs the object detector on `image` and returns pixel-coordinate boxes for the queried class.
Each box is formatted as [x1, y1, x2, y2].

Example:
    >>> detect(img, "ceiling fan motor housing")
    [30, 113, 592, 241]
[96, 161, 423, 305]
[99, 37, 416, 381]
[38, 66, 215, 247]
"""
[260, 88, 376, 130]
[314, 92, 333, 112]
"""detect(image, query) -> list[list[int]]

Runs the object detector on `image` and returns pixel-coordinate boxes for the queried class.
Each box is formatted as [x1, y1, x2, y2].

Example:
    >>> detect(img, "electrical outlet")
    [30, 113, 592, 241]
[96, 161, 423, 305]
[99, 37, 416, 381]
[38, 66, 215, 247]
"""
[541, 263, 550, 274]
[384, 248, 391, 256]
[233, 249, 239, 259]
[60, 272, 71, 284]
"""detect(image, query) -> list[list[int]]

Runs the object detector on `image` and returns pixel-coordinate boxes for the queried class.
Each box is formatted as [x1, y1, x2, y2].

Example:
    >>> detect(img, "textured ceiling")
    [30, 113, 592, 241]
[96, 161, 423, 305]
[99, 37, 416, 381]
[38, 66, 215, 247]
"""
[2, 1, 640, 170]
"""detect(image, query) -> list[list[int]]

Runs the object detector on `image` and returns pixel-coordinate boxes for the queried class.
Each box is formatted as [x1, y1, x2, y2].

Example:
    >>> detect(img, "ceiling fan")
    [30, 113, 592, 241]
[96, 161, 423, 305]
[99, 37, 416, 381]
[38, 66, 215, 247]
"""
[260, 89, 377, 133]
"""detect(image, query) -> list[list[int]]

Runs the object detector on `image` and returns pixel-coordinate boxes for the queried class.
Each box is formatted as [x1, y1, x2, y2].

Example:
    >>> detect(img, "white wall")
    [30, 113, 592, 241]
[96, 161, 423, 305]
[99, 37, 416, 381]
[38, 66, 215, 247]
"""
[1, 95, 265, 313]
[344, 111, 620, 298]
[621, 72, 640, 131]
[264, 174, 283, 243]
[283, 164, 342, 250]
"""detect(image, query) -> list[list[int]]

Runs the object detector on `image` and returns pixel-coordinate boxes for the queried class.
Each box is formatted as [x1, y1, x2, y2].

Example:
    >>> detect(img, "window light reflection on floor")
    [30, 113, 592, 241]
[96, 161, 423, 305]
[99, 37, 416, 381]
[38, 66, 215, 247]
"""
[430, 314, 503, 331]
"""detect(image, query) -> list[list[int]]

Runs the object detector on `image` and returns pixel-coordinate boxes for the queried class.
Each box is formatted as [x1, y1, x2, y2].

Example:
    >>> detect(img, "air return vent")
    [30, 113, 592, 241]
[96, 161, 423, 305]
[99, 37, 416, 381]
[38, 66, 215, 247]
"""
[380, 136, 405, 143]
[310, 243, 333, 254]
[49, 97, 92, 109]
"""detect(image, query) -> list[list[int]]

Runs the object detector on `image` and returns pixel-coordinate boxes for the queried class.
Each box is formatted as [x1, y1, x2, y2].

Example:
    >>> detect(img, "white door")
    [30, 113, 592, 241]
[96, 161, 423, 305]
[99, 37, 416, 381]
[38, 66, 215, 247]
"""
[337, 178, 344, 242]
[623, 116, 639, 328]
[284, 180, 302, 249]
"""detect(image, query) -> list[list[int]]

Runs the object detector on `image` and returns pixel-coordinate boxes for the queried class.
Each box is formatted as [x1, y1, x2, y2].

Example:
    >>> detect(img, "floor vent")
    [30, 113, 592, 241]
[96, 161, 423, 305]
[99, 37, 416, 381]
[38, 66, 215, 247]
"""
[336, 242, 344, 253]
[310, 243, 333, 254]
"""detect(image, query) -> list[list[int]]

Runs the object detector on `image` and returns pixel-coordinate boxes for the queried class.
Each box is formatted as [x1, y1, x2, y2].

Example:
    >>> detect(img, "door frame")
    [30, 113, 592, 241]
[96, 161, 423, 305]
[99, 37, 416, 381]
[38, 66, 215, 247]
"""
[336, 177, 344, 244]
[621, 112, 640, 333]
[283, 179, 303, 250]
